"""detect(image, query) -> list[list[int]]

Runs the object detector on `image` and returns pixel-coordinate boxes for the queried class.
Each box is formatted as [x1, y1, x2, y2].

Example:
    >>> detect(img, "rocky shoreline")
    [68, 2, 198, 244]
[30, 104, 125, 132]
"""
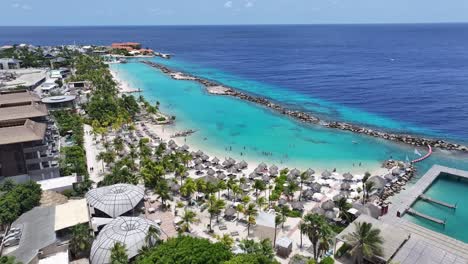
[141, 60, 468, 153]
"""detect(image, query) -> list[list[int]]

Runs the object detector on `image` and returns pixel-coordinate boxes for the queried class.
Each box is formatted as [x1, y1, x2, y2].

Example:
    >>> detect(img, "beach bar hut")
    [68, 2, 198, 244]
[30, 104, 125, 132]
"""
[276, 237, 293, 258]
[253, 211, 276, 241]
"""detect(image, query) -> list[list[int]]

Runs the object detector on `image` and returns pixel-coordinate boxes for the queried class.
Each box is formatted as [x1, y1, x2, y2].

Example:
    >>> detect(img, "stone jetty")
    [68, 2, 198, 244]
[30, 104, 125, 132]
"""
[141, 60, 468, 153]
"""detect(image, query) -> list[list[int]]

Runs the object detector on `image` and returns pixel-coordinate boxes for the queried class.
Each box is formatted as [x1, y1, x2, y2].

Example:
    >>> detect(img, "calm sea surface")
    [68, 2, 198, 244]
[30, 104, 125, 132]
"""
[1, 25, 468, 173]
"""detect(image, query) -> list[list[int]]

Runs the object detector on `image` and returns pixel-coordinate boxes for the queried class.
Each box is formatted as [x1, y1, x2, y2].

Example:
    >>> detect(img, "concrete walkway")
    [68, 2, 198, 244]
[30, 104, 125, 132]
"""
[83, 124, 104, 185]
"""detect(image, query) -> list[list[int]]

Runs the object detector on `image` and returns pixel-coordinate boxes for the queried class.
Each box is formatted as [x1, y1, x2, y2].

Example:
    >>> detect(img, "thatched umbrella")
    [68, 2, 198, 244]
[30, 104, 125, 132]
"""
[217, 173, 227, 180]
[194, 158, 203, 165]
[269, 165, 278, 173]
[227, 167, 238, 174]
[168, 139, 175, 145]
[258, 162, 267, 170]
[269, 168, 279, 177]
[333, 194, 345, 201]
[311, 207, 325, 215]
[215, 164, 223, 170]
[249, 172, 257, 179]
[291, 201, 304, 211]
[207, 168, 216, 176]
[171, 183, 180, 192]
[324, 210, 336, 220]
[222, 160, 230, 167]
[239, 160, 248, 169]
[290, 168, 300, 176]
[240, 183, 250, 192]
[321, 200, 335, 210]
[262, 174, 270, 182]
[201, 154, 210, 161]
[311, 182, 322, 192]
[278, 198, 287, 206]
[303, 189, 315, 199]
[224, 207, 236, 217]
[340, 182, 351, 191]
[254, 167, 264, 175]
[305, 168, 315, 177]
[181, 144, 190, 151]
[321, 170, 332, 179]
[343, 172, 353, 181]
[212, 157, 220, 164]
[195, 164, 204, 171]
[228, 157, 236, 165]
[195, 150, 204, 156]
[228, 173, 237, 179]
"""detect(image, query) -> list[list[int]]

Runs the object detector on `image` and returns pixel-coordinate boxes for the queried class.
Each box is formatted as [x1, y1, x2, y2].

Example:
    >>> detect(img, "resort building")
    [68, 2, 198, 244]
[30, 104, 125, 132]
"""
[0, 68, 47, 90]
[90, 216, 160, 264]
[0, 58, 21, 70]
[111, 42, 142, 50]
[3, 199, 90, 264]
[41, 95, 76, 110]
[0, 91, 60, 182]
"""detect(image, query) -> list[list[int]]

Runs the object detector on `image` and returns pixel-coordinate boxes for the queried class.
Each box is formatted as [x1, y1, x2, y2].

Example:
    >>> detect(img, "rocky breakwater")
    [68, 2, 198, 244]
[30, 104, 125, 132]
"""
[141, 60, 468, 153]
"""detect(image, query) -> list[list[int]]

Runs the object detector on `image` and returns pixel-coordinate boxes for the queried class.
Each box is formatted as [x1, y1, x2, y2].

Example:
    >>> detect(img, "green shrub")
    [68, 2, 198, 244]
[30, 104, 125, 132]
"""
[157, 117, 166, 121]
[335, 243, 351, 258]
[319, 256, 334, 264]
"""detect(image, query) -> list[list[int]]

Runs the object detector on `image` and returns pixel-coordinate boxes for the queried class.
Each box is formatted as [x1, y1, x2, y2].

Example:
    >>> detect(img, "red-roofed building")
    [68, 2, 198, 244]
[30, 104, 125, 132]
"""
[111, 42, 142, 50]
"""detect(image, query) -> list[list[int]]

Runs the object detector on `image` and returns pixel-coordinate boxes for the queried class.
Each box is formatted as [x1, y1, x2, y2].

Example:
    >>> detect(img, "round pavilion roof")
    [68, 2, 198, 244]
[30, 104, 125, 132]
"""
[41, 95, 76, 104]
[90, 216, 159, 264]
[85, 184, 144, 218]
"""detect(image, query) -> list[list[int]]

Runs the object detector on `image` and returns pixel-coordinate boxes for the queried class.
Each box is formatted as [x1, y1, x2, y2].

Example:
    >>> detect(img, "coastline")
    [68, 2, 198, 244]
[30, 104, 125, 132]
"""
[109, 66, 384, 175]
[140, 60, 468, 154]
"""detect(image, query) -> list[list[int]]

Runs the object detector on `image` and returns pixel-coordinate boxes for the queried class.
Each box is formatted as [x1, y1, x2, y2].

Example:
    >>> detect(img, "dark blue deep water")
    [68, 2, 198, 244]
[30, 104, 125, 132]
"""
[1, 24, 467, 142]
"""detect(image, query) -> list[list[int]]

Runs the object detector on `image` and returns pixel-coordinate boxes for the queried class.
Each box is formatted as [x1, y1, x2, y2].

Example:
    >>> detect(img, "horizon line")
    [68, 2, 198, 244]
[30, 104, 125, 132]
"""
[1, 21, 468, 27]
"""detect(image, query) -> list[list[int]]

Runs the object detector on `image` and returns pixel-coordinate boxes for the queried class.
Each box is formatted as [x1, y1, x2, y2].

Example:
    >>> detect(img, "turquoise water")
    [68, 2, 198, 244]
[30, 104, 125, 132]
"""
[404, 174, 468, 242]
[111, 61, 468, 176]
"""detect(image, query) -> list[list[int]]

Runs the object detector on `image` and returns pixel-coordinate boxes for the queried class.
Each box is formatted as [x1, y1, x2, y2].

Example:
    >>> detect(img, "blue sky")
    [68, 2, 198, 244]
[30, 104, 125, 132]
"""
[1, 0, 468, 26]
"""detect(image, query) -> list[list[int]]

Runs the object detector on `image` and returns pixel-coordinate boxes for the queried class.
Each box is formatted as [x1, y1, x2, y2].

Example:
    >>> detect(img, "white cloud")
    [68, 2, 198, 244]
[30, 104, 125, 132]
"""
[11, 2, 32, 10]
[224, 1, 233, 8]
[245, 1, 253, 8]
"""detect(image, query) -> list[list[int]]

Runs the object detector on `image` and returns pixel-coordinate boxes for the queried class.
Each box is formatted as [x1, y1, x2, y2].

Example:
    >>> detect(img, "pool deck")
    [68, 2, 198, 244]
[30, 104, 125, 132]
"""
[381, 165, 468, 263]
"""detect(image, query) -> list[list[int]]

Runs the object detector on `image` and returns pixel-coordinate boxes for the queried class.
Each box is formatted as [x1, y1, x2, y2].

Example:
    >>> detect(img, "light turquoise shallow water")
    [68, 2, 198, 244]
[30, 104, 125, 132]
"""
[404, 174, 468, 242]
[110, 60, 468, 177]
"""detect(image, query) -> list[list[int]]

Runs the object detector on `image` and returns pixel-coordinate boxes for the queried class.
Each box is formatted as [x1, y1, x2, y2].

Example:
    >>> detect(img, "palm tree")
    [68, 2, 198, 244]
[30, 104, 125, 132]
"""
[155, 179, 171, 207]
[216, 234, 234, 248]
[284, 180, 299, 201]
[180, 178, 197, 205]
[299, 221, 305, 248]
[335, 197, 352, 223]
[256, 196, 267, 209]
[179, 209, 197, 233]
[145, 225, 161, 248]
[226, 178, 237, 200]
[207, 195, 225, 231]
[244, 203, 258, 237]
[253, 179, 266, 200]
[69, 224, 92, 259]
[217, 180, 227, 199]
[299, 171, 309, 201]
[302, 213, 331, 260]
[279, 205, 290, 229]
[110, 242, 128, 264]
[235, 203, 244, 220]
[343, 222, 384, 264]
[363, 181, 376, 203]
[273, 214, 284, 247]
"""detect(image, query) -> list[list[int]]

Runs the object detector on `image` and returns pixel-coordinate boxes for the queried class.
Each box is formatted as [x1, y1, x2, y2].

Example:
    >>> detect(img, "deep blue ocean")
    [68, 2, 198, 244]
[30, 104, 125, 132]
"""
[1, 24, 468, 143]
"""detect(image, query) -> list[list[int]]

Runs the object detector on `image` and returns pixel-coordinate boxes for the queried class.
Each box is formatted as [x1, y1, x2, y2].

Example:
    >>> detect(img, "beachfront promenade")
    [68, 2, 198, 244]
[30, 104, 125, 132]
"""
[381, 165, 468, 263]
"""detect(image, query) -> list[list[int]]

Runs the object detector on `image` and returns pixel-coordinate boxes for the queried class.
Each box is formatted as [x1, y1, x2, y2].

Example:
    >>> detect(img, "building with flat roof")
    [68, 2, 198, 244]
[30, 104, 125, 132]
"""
[0, 69, 47, 90]
[4, 199, 90, 264]
[0, 58, 21, 70]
